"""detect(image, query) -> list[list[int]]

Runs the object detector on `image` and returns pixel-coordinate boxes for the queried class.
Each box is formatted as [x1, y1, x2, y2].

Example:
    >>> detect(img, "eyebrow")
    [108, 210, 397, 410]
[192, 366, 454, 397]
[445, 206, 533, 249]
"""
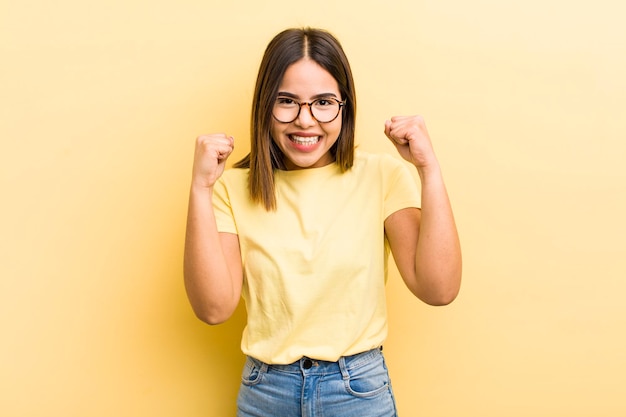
[276, 91, 340, 100]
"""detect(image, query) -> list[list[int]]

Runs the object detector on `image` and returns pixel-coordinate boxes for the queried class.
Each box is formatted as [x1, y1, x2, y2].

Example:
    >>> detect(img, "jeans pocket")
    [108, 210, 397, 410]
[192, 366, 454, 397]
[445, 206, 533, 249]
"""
[241, 357, 265, 386]
[343, 356, 390, 398]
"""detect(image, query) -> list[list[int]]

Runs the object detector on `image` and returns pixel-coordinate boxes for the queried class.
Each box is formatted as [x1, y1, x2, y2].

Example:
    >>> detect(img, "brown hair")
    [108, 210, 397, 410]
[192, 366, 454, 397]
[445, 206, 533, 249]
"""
[233, 27, 357, 210]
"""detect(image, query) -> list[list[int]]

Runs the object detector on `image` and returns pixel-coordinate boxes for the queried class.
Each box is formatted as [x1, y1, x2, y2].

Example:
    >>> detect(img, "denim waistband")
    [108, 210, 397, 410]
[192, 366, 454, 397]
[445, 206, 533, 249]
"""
[247, 347, 383, 376]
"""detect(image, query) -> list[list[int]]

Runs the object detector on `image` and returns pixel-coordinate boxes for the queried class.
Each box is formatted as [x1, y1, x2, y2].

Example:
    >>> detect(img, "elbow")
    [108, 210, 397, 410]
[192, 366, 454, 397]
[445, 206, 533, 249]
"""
[423, 288, 459, 306]
[190, 302, 236, 325]
[414, 271, 462, 306]
[184, 279, 240, 325]
[194, 308, 232, 325]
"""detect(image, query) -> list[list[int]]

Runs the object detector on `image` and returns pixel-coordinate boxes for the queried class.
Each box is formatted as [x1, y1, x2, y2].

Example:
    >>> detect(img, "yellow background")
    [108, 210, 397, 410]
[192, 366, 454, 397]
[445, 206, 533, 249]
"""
[2, 0, 625, 415]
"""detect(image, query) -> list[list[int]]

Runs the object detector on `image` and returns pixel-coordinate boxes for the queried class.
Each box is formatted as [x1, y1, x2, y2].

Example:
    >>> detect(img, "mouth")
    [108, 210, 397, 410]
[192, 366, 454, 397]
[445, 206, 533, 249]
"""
[289, 135, 320, 146]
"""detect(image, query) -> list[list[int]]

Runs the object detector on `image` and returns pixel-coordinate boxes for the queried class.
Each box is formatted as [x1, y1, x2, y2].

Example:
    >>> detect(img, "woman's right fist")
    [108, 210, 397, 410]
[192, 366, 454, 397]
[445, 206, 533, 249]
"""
[191, 133, 234, 189]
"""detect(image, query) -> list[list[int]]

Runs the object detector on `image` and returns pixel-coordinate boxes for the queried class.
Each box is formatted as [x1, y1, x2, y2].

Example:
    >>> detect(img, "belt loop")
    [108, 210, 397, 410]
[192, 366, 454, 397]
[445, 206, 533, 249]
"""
[338, 355, 350, 380]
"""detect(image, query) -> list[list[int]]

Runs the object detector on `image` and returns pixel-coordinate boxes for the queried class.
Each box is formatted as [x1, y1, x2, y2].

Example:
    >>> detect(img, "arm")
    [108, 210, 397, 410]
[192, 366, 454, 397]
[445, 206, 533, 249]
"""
[384, 116, 462, 305]
[183, 134, 243, 324]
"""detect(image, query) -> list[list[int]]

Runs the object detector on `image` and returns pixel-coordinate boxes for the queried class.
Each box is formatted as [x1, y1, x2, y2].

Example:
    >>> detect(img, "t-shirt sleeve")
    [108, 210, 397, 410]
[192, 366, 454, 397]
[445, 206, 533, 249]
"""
[383, 157, 421, 219]
[212, 175, 238, 234]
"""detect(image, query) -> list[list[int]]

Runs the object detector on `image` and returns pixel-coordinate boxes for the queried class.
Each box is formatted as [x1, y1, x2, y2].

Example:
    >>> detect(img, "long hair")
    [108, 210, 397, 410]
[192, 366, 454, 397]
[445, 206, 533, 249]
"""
[233, 27, 357, 210]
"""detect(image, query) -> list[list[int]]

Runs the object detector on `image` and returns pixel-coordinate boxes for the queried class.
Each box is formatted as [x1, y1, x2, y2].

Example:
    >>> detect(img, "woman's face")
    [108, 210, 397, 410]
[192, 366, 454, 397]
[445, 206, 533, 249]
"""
[270, 58, 343, 170]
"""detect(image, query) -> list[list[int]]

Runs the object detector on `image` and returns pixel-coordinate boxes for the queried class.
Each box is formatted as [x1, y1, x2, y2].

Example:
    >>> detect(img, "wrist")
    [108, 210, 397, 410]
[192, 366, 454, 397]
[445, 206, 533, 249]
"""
[415, 160, 442, 180]
[190, 181, 215, 195]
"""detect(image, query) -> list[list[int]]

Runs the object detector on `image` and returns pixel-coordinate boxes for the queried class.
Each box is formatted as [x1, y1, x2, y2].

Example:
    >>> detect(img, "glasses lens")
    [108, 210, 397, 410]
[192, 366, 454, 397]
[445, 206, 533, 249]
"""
[311, 99, 341, 123]
[273, 97, 299, 123]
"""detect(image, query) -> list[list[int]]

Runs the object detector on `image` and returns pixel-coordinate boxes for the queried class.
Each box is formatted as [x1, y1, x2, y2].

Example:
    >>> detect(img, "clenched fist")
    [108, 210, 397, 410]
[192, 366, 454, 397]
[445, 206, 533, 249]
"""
[191, 133, 235, 189]
[384, 115, 437, 170]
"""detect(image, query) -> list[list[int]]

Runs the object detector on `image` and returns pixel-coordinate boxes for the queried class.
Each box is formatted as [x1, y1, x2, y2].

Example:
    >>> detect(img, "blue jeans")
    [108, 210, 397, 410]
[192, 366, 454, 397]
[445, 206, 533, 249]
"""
[236, 347, 398, 417]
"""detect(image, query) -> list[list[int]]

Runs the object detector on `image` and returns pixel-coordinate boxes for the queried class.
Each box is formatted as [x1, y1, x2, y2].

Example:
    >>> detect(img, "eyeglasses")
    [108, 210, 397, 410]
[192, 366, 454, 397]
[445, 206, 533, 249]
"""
[272, 96, 345, 123]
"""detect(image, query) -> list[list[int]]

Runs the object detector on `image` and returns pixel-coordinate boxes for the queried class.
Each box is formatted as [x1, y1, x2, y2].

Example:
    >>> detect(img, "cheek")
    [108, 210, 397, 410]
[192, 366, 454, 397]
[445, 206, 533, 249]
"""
[269, 122, 282, 143]
[325, 120, 343, 141]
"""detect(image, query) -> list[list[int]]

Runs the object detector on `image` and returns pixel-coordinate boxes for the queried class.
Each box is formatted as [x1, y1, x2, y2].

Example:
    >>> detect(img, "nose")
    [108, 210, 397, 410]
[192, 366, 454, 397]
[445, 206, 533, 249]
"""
[294, 103, 316, 127]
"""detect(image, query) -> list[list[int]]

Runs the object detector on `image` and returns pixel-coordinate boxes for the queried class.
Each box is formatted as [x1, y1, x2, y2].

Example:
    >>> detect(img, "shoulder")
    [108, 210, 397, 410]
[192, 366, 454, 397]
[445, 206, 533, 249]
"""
[353, 150, 409, 174]
[353, 150, 418, 194]
[219, 166, 249, 185]
[214, 167, 249, 200]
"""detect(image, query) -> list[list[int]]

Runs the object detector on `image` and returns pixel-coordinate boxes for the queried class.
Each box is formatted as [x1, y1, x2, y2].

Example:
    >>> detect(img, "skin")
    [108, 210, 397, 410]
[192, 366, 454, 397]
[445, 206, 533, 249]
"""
[184, 58, 461, 325]
[383, 116, 462, 305]
[269, 59, 343, 170]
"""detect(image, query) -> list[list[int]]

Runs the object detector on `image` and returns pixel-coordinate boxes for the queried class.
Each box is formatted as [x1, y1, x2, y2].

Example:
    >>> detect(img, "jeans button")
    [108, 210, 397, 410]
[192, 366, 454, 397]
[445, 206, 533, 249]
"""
[303, 359, 313, 369]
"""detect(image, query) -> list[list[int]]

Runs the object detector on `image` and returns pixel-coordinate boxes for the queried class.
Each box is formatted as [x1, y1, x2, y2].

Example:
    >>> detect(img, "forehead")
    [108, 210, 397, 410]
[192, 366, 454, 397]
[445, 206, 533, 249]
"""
[278, 58, 340, 97]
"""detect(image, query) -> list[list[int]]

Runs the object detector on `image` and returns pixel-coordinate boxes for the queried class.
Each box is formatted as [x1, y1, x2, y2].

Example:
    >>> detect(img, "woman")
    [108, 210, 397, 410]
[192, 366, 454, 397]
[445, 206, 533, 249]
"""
[184, 27, 461, 416]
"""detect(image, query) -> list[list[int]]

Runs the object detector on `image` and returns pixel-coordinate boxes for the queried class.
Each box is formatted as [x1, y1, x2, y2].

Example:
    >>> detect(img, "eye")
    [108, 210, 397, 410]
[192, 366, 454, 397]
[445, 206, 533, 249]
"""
[276, 97, 296, 106]
[315, 98, 335, 107]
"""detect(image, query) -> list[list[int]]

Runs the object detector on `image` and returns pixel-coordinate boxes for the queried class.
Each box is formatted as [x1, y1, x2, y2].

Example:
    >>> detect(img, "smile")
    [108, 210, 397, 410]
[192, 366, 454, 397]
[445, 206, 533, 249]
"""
[289, 135, 320, 146]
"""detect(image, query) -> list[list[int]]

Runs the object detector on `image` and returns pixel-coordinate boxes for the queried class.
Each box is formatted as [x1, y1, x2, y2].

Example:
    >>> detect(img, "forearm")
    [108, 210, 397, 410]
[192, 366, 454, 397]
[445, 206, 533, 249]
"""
[384, 115, 462, 304]
[414, 163, 462, 305]
[183, 186, 240, 324]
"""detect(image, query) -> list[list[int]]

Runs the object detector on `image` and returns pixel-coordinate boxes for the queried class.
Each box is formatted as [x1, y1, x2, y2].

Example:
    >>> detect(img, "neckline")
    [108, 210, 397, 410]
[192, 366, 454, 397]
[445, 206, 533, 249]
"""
[274, 161, 341, 178]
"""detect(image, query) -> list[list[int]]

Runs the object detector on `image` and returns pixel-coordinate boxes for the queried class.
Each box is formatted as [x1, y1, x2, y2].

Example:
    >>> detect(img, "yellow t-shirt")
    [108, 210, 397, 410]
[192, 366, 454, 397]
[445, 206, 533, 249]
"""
[212, 150, 421, 364]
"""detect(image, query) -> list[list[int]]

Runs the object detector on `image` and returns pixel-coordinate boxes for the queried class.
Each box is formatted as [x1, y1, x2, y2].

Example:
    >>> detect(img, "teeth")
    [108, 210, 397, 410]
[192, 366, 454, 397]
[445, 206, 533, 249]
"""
[290, 135, 320, 145]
